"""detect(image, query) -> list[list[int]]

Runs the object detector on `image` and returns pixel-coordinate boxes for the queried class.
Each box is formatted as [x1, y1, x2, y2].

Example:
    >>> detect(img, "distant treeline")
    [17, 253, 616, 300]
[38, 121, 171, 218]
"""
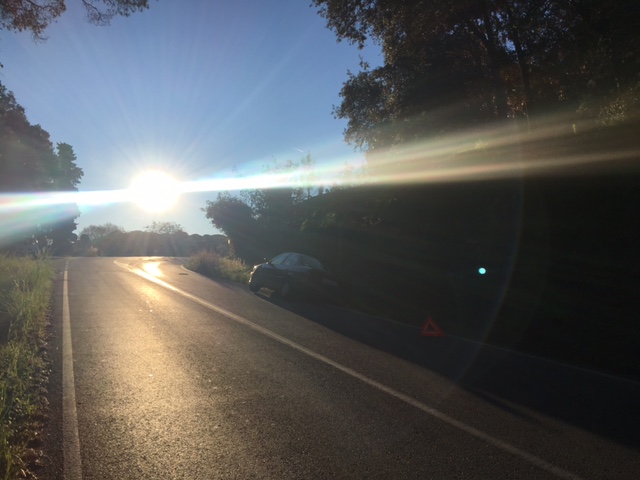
[83, 231, 229, 257]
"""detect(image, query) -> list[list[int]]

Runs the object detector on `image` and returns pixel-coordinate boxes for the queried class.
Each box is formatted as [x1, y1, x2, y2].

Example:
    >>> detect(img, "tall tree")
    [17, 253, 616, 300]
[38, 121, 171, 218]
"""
[312, 0, 640, 156]
[51, 142, 84, 190]
[0, 82, 83, 249]
[0, 84, 51, 191]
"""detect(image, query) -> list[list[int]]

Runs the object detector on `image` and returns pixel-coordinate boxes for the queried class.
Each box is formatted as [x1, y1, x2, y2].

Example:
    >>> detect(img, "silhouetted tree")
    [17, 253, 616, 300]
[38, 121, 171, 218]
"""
[203, 157, 327, 262]
[312, 0, 640, 156]
[144, 221, 185, 235]
[80, 223, 124, 242]
[203, 193, 258, 261]
[0, 83, 83, 249]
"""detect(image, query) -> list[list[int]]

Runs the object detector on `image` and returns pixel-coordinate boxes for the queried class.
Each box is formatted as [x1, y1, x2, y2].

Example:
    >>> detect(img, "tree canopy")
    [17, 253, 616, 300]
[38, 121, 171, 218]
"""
[0, 0, 151, 39]
[0, 82, 83, 251]
[144, 221, 185, 235]
[203, 157, 328, 263]
[79, 222, 124, 242]
[312, 0, 640, 154]
[0, 83, 84, 193]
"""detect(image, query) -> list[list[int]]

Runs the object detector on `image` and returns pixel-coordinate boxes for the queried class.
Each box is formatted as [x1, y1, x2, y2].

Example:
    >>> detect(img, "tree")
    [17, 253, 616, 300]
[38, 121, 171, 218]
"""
[312, 0, 640, 157]
[77, 232, 91, 250]
[203, 193, 257, 261]
[0, 82, 83, 249]
[38, 142, 84, 252]
[203, 193, 254, 239]
[44, 212, 80, 254]
[144, 221, 185, 235]
[51, 142, 84, 190]
[0, 86, 84, 193]
[80, 223, 124, 242]
[312, 0, 514, 151]
[202, 156, 327, 262]
[0, 83, 53, 191]
[239, 158, 312, 228]
[0, 0, 151, 40]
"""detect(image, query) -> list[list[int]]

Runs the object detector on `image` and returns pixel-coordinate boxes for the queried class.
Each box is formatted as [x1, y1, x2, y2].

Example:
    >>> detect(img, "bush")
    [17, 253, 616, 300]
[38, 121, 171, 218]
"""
[185, 251, 251, 284]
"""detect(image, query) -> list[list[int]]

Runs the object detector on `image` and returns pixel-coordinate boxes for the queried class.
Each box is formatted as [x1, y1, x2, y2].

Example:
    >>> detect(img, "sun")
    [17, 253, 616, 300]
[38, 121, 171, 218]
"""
[129, 170, 181, 213]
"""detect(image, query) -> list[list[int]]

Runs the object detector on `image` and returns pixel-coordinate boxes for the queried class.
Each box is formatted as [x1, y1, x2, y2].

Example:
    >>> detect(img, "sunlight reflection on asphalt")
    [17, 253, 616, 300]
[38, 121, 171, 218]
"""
[142, 261, 163, 277]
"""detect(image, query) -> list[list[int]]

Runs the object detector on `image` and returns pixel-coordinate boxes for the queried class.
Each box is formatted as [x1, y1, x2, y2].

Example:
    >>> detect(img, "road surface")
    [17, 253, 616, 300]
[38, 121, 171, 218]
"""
[41, 257, 639, 479]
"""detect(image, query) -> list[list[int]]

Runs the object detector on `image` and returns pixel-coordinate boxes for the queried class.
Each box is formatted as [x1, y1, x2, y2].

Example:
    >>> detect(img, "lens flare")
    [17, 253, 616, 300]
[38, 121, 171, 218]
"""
[1, 115, 636, 244]
[129, 171, 180, 213]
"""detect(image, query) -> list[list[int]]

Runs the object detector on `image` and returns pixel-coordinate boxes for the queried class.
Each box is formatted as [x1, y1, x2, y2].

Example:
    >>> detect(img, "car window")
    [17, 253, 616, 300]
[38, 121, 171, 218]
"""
[283, 254, 300, 266]
[270, 253, 290, 265]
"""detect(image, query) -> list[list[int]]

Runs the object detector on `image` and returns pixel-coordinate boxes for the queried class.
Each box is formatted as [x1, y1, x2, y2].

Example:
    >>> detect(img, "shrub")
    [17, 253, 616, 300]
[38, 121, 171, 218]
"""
[186, 251, 250, 284]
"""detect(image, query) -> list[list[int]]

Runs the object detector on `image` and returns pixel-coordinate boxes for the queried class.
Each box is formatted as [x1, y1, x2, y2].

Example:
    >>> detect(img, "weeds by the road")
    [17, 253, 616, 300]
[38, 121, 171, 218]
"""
[0, 255, 53, 479]
[186, 251, 251, 284]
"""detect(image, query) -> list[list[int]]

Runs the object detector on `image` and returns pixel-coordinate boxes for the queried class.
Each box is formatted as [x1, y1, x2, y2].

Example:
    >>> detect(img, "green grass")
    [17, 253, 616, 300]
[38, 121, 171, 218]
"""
[0, 255, 53, 479]
[185, 251, 251, 284]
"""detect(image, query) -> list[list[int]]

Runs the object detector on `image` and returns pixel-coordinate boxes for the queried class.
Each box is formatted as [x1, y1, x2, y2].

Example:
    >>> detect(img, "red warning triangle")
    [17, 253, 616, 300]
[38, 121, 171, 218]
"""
[421, 316, 444, 337]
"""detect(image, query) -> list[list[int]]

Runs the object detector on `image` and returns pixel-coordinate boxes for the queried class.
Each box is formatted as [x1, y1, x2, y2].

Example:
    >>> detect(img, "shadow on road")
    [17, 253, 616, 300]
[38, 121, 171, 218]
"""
[255, 290, 640, 449]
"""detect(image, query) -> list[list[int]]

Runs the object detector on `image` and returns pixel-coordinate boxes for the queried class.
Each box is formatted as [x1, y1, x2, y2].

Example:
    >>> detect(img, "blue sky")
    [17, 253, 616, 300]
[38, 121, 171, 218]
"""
[0, 1, 380, 235]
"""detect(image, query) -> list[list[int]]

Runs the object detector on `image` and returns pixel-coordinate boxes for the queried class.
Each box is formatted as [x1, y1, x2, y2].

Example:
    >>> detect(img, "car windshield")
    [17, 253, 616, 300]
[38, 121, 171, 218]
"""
[270, 253, 291, 265]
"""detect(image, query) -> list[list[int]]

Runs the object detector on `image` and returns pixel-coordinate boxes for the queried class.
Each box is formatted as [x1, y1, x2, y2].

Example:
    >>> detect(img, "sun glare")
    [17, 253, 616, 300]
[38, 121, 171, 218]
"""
[129, 171, 180, 213]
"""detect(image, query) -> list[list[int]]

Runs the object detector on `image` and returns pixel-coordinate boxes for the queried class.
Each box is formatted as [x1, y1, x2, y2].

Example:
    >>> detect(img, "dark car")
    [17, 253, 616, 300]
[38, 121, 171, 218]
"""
[249, 252, 340, 300]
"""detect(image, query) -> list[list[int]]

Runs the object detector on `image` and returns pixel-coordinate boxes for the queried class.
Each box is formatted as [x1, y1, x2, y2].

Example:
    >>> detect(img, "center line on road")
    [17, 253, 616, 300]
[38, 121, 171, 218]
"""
[116, 260, 582, 480]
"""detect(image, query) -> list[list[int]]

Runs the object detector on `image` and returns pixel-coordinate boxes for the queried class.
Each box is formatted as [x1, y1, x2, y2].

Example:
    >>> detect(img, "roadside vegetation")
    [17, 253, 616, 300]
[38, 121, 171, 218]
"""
[185, 251, 251, 284]
[0, 255, 53, 479]
[76, 222, 230, 257]
[197, 0, 640, 379]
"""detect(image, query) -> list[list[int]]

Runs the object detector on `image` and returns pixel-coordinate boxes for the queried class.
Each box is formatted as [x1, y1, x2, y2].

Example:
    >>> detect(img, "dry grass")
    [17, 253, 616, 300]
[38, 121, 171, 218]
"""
[185, 251, 251, 284]
[0, 255, 53, 479]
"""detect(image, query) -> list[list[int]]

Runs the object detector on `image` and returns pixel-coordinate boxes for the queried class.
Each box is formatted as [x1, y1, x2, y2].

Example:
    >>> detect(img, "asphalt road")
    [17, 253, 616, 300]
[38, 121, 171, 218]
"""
[41, 257, 639, 479]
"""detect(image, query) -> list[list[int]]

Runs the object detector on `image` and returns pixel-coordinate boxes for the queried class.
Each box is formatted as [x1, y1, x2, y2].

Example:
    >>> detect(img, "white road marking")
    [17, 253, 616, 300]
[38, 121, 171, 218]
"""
[63, 261, 83, 479]
[115, 260, 582, 480]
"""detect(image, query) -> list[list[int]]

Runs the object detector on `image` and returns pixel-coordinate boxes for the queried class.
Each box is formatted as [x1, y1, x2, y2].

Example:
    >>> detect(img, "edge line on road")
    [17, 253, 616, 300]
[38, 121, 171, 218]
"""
[115, 260, 582, 480]
[63, 261, 83, 480]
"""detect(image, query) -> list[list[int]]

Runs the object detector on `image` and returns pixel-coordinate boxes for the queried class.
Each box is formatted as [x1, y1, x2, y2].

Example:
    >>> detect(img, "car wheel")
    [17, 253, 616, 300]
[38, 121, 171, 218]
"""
[249, 275, 261, 292]
[280, 279, 293, 299]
